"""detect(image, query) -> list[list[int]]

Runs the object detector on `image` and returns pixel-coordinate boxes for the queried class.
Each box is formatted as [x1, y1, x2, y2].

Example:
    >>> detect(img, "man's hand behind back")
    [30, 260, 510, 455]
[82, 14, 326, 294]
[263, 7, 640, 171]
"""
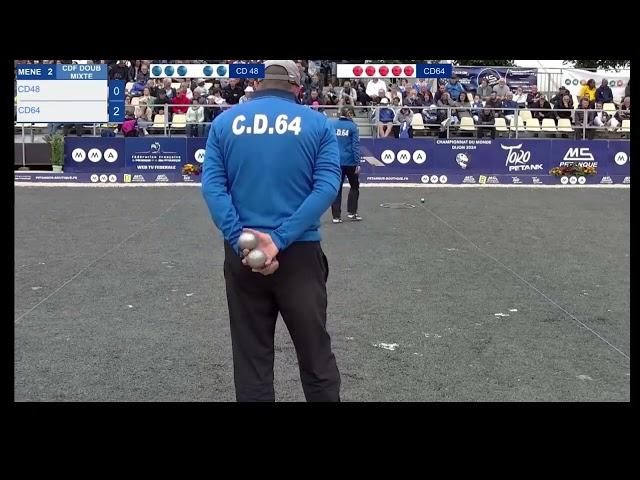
[241, 228, 280, 275]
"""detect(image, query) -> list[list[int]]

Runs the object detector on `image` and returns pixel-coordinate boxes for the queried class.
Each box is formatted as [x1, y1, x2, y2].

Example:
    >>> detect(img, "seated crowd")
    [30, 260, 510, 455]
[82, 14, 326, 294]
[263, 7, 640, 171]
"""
[15, 61, 630, 139]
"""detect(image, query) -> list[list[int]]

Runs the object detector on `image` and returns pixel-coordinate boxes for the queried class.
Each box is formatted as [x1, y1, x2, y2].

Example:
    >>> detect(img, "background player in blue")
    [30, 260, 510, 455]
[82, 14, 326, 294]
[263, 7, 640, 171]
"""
[331, 107, 362, 223]
[201, 60, 342, 402]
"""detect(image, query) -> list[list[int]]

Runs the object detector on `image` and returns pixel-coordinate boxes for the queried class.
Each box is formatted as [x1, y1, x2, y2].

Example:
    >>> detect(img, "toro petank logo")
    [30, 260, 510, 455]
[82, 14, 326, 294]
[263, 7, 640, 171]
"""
[501, 144, 543, 172]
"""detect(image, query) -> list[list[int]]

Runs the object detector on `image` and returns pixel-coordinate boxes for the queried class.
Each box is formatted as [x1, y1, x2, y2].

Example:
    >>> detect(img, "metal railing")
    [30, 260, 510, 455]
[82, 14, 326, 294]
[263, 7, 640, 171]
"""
[14, 102, 630, 142]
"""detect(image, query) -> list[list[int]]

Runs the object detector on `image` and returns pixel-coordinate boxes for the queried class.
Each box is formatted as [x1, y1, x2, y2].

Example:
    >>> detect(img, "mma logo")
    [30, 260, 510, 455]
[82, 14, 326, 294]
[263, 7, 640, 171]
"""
[71, 147, 119, 163]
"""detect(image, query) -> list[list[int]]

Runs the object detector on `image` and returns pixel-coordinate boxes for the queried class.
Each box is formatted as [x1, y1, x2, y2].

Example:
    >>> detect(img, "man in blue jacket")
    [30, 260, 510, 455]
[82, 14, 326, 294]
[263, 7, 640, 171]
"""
[331, 107, 361, 223]
[201, 60, 342, 402]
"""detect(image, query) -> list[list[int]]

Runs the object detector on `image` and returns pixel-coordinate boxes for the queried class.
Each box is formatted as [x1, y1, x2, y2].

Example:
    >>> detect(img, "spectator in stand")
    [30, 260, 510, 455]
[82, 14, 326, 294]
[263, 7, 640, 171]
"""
[551, 86, 570, 108]
[555, 94, 574, 123]
[134, 98, 153, 135]
[355, 81, 369, 106]
[140, 86, 155, 106]
[472, 95, 483, 122]
[394, 107, 414, 138]
[337, 94, 355, 117]
[304, 88, 322, 105]
[186, 98, 205, 137]
[171, 86, 190, 115]
[124, 95, 135, 116]
[239, 86, 254, 104]
[492, 78, 510, 100]
[615, 96, 630, 124]
[485, 91, 503, 117]
[193, 79, 209, 97]
[454, 92, 472, 122]
[308, 74, 322, 95]
[296, 61, 309, 89]
[434, 83, 447, 103]
[203, 90, 227, 135]
[389, 84, 403, 105]
[129, 60, 142, 82]
[526, 86, 540, 108]
[532, 95, 553, 121]
[162, 78, 177, 100]
[476, 78, 492, 102]
[341, 80, 358, 104]
[130, 79, 146, 97]
[377, 97, 395, 137]
[446, 75, 465, 103]
[579, 79, 597, 105]
[513, 86, 527, 108]
[421, 104, 439, 128]
[575, 97, 596, 137]
[109, 60, 129, 80]
[437, 91, 457, 125]
[146, 79, 158, 98]
[596, 79, 614, 105]
[477, 108, 495, 139]
[154, 89, 171, 119]
[417, 85, 431, 103]
[366, 78, 386, 102]
[136, 63, 150, 85]
[398, 78, 409, 95]
[193, 89, 207, 106]
[223, 78, 244, 105]
[324, 82, 338, 105]
[180, 81, 194, 101]
[625, 80, 630, 99]
[404, 89, 423, 113]
[592, 103, 606, 127]
[501, 92, 519, 122]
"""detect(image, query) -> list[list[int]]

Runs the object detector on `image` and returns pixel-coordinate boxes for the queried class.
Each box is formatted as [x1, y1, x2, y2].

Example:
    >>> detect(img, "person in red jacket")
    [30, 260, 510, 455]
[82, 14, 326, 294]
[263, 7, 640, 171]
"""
[171, 86, 189, 114]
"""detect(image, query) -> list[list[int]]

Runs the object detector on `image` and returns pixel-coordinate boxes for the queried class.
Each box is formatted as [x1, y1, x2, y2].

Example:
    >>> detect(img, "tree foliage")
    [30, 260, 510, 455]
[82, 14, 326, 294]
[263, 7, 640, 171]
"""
[564, 60, 630, 70]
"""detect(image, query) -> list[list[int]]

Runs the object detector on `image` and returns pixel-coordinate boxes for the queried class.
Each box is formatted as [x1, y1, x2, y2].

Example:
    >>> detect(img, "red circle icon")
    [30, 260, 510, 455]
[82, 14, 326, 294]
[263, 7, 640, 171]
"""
[365, 65, 376, 76]
[404, 65, 414, 76]
[392, 65, 402, 76]
[352, 65, 363, 76]
[379, 65, 389, 76]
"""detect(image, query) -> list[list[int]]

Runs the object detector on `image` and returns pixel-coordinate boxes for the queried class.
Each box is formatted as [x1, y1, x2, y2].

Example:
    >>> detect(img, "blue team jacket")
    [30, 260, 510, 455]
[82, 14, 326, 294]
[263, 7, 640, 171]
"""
[201, 89, 341, 253]
[332, 116, 360, 167]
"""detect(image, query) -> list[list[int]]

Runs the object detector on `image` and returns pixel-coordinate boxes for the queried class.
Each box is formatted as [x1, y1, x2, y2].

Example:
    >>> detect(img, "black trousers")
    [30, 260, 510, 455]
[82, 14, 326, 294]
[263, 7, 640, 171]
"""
[331, 166, 360, 219]
[223, 241, 341, 402]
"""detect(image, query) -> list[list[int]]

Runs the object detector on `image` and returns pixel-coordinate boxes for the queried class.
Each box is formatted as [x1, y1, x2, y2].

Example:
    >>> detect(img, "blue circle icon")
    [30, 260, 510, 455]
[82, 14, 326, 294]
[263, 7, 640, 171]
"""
[164, 65, 175, 77]
[152, 65, 162, 77]
[217, 65, 227, 77]
[203, 65, 213, 76]
[177, 65, 187, 77]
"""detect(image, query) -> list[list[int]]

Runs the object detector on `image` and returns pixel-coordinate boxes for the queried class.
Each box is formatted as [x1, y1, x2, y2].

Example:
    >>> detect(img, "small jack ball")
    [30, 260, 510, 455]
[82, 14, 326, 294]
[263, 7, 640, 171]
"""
[420, 198, 425, 203]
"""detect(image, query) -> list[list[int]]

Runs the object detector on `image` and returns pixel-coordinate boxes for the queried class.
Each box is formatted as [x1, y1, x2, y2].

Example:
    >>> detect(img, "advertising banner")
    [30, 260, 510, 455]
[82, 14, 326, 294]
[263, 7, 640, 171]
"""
[64, 137, 125, 173]
[562, 68, 629, 103]
[27, 137, 631, 185]
[453, 67, 538, 94]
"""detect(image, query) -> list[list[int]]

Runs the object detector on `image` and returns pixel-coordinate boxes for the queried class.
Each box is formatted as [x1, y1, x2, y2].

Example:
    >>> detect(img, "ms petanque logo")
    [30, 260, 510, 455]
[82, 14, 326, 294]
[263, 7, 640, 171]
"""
[195, 149, 206, 163]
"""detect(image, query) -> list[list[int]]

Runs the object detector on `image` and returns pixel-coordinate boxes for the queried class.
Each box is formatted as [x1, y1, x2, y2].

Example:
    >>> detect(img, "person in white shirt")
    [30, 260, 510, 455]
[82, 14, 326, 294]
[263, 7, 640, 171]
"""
[239, 86, 254, 104]
[512, 86, 527, 108]
[366, 78, 387, 101]
[186, 98, 204, 137]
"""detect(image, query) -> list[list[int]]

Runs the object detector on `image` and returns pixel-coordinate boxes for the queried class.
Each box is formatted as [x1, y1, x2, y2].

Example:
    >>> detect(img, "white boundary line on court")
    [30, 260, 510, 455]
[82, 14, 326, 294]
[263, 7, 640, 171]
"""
[421, 205, 630, 362]
[14, 194, 188, 325]
[14, 182, 631, 189]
